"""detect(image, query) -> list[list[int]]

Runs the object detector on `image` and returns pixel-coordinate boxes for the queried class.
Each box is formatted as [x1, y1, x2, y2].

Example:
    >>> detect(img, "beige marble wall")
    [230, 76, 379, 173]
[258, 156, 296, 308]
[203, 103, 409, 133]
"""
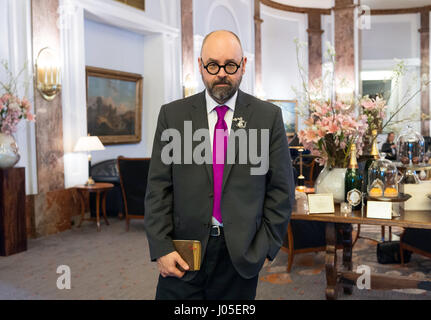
[420, 10, 430, 136]
[254, 0, 263, 97]
[334, 0, 356, 99]
[29, 0, 80, 237]
[307, 12, 323, 89]
[181, 0, 194, 97]
[31, 0, 64, 194]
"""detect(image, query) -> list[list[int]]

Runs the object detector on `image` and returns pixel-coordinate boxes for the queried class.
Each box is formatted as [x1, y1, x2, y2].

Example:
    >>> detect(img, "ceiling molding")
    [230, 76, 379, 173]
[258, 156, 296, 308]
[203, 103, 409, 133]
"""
[262, 0, 431, 16]
[260, 0, 331, 15]
[370, 5, 431, 15]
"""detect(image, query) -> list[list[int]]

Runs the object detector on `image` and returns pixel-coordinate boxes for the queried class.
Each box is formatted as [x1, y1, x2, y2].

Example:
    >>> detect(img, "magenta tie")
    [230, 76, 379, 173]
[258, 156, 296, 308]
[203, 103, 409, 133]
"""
[212, 105, 229, 223]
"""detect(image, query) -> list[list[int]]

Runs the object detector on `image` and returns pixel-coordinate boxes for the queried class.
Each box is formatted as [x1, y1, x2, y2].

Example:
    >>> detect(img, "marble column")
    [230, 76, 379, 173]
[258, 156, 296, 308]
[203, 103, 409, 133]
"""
[254, 0, 264, 98]
[333, 0, 356, 100]
[30, 0, 79, 237]
[307, 12, 323, 90]
[181, 0, 194, 97]
[420, 9, 430, 136]
[31, 0, 64, 193]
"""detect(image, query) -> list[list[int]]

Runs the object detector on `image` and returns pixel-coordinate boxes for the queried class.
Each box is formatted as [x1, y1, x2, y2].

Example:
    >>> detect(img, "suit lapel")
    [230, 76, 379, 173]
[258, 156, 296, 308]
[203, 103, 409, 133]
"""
[190, 91, 213, 186]
[222, 90, 252, 191]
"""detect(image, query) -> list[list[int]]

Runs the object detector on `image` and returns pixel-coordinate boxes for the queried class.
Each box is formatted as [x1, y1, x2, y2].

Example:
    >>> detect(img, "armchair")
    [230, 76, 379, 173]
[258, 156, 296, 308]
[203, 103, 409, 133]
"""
[89, 159, 123, 218]
[117, 156, 150, 231]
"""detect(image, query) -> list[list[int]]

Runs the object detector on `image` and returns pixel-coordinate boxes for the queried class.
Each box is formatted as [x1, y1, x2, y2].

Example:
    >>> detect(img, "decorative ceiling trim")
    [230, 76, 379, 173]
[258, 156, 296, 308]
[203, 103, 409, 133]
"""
[261, 0, 431, 16]
[260, 0, 331, 15]
[370, 5, 431, 15]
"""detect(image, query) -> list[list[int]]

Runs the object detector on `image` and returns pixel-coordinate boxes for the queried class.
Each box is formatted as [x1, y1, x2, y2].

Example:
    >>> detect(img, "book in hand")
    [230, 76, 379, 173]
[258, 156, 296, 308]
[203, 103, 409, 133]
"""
[173, 240, 201, 271]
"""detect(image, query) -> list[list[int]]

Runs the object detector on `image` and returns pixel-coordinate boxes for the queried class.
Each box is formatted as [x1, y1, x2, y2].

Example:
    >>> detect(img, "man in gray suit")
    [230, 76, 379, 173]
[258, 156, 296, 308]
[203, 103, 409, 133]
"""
[144, 30, 295, 300]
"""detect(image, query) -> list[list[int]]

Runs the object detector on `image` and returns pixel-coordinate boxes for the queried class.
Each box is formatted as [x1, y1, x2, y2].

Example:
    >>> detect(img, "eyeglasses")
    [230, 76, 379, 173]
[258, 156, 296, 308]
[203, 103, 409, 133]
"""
[202, 57, 243, 75]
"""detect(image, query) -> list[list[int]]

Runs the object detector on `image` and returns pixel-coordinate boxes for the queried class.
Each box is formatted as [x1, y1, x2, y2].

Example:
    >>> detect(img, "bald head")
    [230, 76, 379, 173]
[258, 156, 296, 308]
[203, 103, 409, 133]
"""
[200, 30, 243, 60]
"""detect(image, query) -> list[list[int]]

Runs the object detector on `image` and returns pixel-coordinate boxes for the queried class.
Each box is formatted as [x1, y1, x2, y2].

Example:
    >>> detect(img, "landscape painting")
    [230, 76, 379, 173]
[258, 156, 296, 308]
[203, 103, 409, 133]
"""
[86, 66, 143, 144]
[267, 99, 298, 137]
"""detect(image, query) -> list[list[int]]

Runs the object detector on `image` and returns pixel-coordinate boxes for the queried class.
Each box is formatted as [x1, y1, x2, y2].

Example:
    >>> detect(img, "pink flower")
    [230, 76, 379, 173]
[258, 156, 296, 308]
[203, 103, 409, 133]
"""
[22, 97, 31, 110]
[327, 121, 339, 134]
[26, 112, 35, 121]
[1, 94, 11, 104]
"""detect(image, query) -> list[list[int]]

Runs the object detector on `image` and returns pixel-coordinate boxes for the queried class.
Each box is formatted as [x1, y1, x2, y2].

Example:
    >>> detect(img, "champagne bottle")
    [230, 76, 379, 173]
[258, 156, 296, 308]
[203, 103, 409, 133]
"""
[362, 130, 380, 202]
[345, 143, 363, 210]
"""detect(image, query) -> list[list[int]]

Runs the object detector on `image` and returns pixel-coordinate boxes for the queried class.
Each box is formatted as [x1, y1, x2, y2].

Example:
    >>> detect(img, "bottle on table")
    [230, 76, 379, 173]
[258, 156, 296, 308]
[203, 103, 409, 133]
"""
[345, 143, 363, 210]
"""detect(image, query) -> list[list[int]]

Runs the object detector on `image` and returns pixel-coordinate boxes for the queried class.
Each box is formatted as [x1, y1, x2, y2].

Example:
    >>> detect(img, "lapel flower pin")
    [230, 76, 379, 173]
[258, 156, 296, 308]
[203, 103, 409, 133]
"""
[233, 117, 247, 129]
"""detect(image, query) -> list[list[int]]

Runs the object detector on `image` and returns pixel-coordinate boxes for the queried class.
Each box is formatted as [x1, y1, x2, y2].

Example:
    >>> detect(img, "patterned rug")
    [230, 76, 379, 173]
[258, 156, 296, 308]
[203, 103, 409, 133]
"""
[257, 225, 431, 299]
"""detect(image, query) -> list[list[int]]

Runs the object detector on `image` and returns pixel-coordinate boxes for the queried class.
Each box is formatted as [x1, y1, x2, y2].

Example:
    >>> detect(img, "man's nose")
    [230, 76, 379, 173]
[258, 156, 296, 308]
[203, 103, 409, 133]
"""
[217, 67, 228, 78]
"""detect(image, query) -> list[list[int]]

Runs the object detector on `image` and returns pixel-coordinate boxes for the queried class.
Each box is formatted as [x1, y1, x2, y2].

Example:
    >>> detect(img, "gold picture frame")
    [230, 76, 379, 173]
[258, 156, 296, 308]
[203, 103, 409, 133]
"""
[86, 66, 143, 145]
[115, 0, 145, 11]
[267, 99, 298, 137]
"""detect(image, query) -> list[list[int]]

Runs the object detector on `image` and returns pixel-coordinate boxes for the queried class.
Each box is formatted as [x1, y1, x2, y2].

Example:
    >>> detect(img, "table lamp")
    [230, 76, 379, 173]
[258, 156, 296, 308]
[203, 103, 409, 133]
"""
[73, 135, 105, 185]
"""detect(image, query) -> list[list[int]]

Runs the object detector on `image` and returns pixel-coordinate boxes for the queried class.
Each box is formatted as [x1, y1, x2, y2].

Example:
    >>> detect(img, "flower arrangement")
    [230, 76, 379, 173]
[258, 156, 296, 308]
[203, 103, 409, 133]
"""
[298, 100, 369, 168]
[294, 39, 429, 168]
[0, 60, 35, 135]
[360, 95, 387, 133]
[295, 40, 369, 168]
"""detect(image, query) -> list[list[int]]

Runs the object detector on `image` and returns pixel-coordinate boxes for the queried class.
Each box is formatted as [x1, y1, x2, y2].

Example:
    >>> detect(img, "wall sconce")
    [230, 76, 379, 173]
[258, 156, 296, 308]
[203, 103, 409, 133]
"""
[335, 81, 354, 107]
[35, 47, 62, 101]
[183, 74, 197, 98]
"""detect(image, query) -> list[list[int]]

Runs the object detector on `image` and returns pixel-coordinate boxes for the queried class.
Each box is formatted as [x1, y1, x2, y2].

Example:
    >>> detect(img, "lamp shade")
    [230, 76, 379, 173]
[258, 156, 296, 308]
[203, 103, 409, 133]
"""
[73, 136, 105, 152]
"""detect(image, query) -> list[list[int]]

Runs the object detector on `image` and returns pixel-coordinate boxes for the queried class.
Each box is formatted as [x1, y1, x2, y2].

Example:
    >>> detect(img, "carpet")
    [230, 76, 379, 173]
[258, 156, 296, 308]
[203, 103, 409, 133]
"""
[0, 219, 430, 300]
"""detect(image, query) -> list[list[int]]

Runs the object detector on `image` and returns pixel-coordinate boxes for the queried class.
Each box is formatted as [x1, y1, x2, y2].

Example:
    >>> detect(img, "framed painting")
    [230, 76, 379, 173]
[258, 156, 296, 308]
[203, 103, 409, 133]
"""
[267, 99, 298, 137]
[86, 66, 143, 145]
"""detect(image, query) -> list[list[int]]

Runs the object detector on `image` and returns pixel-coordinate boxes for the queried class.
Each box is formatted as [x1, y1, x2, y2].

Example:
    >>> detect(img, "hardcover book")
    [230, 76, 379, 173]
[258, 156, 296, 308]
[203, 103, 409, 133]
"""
[173, 240, 201, 271]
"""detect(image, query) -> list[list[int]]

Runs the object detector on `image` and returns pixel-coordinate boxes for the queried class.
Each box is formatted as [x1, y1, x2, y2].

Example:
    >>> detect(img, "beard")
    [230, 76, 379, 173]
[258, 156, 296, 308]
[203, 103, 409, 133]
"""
[203, 75, 242, 104]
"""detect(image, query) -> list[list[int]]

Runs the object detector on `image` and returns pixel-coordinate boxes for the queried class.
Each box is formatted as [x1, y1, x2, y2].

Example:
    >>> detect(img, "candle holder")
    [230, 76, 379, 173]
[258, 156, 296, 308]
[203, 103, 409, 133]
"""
[35, 47, 62, 101]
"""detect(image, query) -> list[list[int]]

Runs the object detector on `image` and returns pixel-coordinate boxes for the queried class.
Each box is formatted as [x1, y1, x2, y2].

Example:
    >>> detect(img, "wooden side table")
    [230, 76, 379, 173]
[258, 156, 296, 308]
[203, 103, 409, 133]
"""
[0, 167, 27, 256]
[76, 183, 114, 232]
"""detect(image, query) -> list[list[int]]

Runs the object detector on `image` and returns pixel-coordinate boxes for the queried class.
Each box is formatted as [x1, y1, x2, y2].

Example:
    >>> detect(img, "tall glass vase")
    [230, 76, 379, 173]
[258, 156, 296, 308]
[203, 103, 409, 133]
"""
[314, 164, 347, 203]
[0, 133, 20, 169]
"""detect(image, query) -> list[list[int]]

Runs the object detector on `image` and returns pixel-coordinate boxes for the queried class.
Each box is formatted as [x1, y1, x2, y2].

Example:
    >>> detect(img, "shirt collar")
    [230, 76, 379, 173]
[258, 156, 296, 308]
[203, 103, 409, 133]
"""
[205, 89, 237, 114]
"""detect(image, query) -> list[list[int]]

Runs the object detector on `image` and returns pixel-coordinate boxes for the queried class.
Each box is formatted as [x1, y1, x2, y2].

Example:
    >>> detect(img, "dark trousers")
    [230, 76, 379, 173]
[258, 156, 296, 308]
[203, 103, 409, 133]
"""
[155, 229, 259, 300]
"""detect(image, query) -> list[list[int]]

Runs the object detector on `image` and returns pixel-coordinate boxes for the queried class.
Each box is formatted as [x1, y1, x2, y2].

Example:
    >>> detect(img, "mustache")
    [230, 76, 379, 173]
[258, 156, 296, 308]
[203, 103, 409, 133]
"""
[213, 80, 232, 86]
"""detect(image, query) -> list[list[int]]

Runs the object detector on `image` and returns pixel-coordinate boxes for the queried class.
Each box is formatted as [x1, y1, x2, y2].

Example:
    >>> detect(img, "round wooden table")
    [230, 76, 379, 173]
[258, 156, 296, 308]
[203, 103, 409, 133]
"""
[75, 183, 114, 232]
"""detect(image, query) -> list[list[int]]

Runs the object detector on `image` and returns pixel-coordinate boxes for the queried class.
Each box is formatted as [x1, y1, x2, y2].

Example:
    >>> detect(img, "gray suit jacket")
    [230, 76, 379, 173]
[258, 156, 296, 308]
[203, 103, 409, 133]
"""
[144, 90, 295, 280]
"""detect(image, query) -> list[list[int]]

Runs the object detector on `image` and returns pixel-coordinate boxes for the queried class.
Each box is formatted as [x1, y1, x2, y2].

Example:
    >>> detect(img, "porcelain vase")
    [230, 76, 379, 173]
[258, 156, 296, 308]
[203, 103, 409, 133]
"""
[0, 133, 20, 169]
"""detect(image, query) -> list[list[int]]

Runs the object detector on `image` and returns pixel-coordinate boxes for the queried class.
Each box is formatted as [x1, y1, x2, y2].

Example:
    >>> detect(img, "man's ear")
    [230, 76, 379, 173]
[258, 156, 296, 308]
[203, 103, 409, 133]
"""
[198, 57, 203, 75]
[241, 57, 248, 75]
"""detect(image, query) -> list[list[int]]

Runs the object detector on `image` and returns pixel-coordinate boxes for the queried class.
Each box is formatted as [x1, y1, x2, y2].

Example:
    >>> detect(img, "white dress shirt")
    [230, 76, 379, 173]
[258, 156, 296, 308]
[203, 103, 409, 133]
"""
[205, 90, 238, 227]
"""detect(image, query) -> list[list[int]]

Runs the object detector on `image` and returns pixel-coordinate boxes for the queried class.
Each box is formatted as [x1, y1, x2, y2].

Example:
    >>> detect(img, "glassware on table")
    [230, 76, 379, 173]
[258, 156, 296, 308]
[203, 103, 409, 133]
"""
[340, 202, 352, 216]
[295, 189, 309, 214]
[367, 152, 401, 198]
[396, 125, 425, 165]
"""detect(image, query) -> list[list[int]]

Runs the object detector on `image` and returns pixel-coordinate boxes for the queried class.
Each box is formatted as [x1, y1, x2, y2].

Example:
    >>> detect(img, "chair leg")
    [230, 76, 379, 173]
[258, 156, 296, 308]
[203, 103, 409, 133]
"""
[389, 226, 392, 241]
[287, 247, 294, 273]
[381, 226, 385, 242]
[286, 222, 294, 273]
[353, 224, 361, 246]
